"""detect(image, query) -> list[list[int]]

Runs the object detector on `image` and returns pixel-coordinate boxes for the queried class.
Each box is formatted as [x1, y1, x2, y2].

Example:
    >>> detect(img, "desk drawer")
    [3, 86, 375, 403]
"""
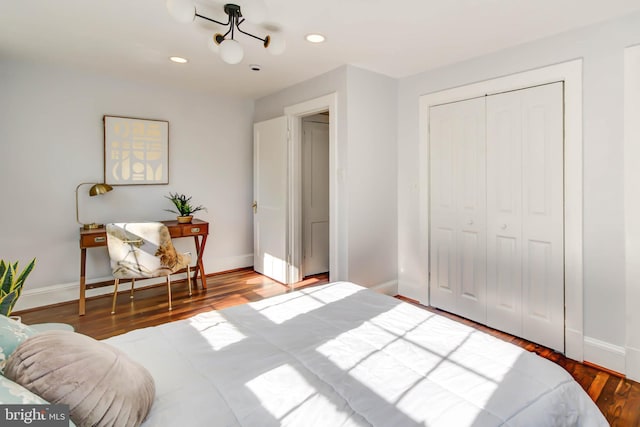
[181, 223, 208, 236]
[81, 233, 107, 248]
[168, 227, 182, 238]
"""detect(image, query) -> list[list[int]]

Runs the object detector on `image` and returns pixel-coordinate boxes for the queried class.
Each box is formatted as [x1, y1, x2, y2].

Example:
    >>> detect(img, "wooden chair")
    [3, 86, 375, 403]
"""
[106, 222, 192, 314]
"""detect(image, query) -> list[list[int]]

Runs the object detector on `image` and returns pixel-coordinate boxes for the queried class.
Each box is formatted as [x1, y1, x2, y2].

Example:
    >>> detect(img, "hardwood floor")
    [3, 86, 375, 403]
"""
[14, 268, 640, 426]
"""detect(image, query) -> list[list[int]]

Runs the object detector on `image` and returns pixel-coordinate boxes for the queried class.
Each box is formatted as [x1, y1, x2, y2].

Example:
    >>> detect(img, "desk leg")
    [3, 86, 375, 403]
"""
[79, 248, 87, 316]
[193, 235, 208, 289]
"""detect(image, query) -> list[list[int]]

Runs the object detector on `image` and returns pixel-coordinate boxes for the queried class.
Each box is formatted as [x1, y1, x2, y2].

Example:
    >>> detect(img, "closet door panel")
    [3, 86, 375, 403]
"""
[457, 105, 487, 323]
[486, 91, 523, 337]
[430, 98, 486, 323]
[433, 227, 456, 297]
[521, 82, 564, 352]
[430, 109, 458, 313]
[486, 83, 564, 352]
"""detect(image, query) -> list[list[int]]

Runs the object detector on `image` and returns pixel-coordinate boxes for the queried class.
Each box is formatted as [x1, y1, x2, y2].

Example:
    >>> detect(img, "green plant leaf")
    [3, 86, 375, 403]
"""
[0, 290, 18, 316]
[0, 258, 35, 316]
[1, 263, 15, 295]
[165, 192, 206, 216]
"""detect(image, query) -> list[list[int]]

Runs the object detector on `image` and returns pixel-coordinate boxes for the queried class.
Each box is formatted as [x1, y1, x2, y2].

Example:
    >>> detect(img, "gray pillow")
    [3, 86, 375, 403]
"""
[4, 330, 155, 427]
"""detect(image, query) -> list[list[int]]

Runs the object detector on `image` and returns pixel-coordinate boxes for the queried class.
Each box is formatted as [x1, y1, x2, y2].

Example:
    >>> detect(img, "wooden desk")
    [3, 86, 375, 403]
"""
[79, 219, 209, 316]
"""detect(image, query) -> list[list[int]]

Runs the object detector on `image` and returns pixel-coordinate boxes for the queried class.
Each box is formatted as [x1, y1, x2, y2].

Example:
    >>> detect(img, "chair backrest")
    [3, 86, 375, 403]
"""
[106, 223, 189, 279]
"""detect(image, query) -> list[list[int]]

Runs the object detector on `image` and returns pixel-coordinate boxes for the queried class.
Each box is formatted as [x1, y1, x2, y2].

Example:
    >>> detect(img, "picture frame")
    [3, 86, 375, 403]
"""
[103, 115, 169, 185]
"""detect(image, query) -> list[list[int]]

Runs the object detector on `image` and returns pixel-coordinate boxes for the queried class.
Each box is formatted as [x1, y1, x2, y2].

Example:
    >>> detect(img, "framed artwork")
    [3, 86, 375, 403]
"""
[104, 115, 169, 185]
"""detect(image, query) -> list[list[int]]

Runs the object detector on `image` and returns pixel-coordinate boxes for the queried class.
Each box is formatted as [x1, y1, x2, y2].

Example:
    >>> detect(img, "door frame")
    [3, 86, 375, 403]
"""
[419, 59, 584, 361]
[624, 44, 640, 381]
[284, 93, 340, 285]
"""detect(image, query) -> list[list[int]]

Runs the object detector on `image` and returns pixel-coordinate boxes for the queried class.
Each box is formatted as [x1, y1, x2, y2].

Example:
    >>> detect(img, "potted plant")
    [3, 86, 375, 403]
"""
[0, 258, 36, 317]
[165, 192, 206, 223]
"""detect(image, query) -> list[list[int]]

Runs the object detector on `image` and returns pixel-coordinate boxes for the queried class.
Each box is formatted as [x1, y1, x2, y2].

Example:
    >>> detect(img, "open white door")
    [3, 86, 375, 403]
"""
[253, 116, 288, 284]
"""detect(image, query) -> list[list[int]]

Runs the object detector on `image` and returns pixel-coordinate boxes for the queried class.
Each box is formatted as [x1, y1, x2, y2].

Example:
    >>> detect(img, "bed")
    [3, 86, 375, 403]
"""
[102, 281, 606, 426]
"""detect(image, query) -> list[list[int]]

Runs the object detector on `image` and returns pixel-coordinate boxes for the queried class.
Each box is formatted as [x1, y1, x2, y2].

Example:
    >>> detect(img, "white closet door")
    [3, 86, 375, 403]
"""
[430, 98, 487, 324]
[486, 82, 564, 352]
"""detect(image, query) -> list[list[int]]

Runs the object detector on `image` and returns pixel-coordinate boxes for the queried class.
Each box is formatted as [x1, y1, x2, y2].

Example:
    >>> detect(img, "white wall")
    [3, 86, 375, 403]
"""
[345, 67, 398, 287]
[0, 58, 255, 309]
[255, 65, 398, 291]
[398, 10, 640, 372]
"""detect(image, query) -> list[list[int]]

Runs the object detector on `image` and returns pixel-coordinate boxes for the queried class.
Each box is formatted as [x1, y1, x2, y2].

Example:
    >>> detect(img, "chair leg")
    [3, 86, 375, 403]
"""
[130, 278, 135, 299]
[167, 276, 172, 311]
[187, 265, 192, 296]
[111, 278, 120, 315]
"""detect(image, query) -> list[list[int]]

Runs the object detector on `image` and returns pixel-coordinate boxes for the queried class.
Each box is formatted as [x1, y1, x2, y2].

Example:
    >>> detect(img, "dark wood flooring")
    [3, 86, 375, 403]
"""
[14, 268, 639, 426]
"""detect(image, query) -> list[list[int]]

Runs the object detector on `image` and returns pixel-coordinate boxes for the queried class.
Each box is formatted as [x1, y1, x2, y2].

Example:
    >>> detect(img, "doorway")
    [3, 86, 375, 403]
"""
[285, 93, 340, 285]
[301, 113, 330, 278]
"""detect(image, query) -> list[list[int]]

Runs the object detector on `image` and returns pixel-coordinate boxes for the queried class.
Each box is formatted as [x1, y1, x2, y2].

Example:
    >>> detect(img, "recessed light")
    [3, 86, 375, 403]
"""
[305, 33, 325, 43]
[169, 56, 188, 64]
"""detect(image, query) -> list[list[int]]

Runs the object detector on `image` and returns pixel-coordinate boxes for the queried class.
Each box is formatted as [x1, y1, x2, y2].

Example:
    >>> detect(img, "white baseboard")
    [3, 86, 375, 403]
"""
[370, 279, 398, 296]
[583, 336, 626, 374]
[397, 280, 428, 305]
[626, 346, 640, 382]
[208, 254, 253, 274]
[13, 254, 255, 313]
[565, 327, 584, 362]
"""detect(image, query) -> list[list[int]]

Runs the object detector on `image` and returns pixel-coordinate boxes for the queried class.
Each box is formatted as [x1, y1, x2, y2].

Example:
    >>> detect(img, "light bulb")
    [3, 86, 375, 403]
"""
[166, 0, 195, 23]
[240, 0, 267, 24]
[219, 39, 244, 64]
[267, 33, 286, 55]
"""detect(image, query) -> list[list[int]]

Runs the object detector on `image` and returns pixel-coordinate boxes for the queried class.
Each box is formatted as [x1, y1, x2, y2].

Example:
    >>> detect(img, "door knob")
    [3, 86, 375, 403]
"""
[252, 201, 258, 213]
[467, 220, 474, 225]
[501, 224, 507, 230]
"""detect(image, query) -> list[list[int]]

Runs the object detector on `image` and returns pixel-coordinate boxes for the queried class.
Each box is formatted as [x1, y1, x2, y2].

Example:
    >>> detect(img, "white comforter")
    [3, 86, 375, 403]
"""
[106, 282, 608, 426]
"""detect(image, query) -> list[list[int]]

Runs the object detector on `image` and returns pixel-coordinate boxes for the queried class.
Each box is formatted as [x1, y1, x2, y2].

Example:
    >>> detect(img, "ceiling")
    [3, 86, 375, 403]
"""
[2, 0, 640, 99]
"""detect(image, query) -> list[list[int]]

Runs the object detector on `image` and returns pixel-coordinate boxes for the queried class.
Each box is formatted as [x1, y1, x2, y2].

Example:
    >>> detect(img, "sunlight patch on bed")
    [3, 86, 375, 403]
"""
[316, 307, 526, 411]
[187, 314, 247, 351]
[255, 295, 324, 324]
[246, 364, 317, 420]
[299, 282, 363, 304]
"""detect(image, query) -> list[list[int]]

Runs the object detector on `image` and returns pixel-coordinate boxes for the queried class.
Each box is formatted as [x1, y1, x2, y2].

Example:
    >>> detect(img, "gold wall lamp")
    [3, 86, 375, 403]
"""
[75, 182, 113, 230]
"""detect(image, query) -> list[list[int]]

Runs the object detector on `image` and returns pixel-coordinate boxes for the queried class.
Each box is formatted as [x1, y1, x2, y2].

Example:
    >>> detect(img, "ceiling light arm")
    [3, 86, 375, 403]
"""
[236, 19, 270, 47]
[194, 12, 230, 27]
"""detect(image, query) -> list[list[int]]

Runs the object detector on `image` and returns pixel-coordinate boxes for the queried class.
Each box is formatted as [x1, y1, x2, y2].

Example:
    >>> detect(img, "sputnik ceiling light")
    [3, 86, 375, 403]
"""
[166, 0, 285, 65]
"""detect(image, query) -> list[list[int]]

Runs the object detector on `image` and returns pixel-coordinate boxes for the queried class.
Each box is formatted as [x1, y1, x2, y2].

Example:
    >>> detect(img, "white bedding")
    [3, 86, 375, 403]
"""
[105, 282, 608, 426]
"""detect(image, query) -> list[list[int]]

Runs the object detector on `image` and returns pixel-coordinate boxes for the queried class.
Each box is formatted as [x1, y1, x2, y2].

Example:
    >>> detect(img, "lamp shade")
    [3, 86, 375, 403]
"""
[166, 0, 195, 23]
[219, 39, 244, 64]
[89, 183, 113, 196]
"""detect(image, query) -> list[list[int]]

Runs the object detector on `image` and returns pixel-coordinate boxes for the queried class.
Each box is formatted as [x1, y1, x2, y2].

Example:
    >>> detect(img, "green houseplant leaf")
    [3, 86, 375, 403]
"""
[165, 192, 206, 216]
[0, 258, 36, 316]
